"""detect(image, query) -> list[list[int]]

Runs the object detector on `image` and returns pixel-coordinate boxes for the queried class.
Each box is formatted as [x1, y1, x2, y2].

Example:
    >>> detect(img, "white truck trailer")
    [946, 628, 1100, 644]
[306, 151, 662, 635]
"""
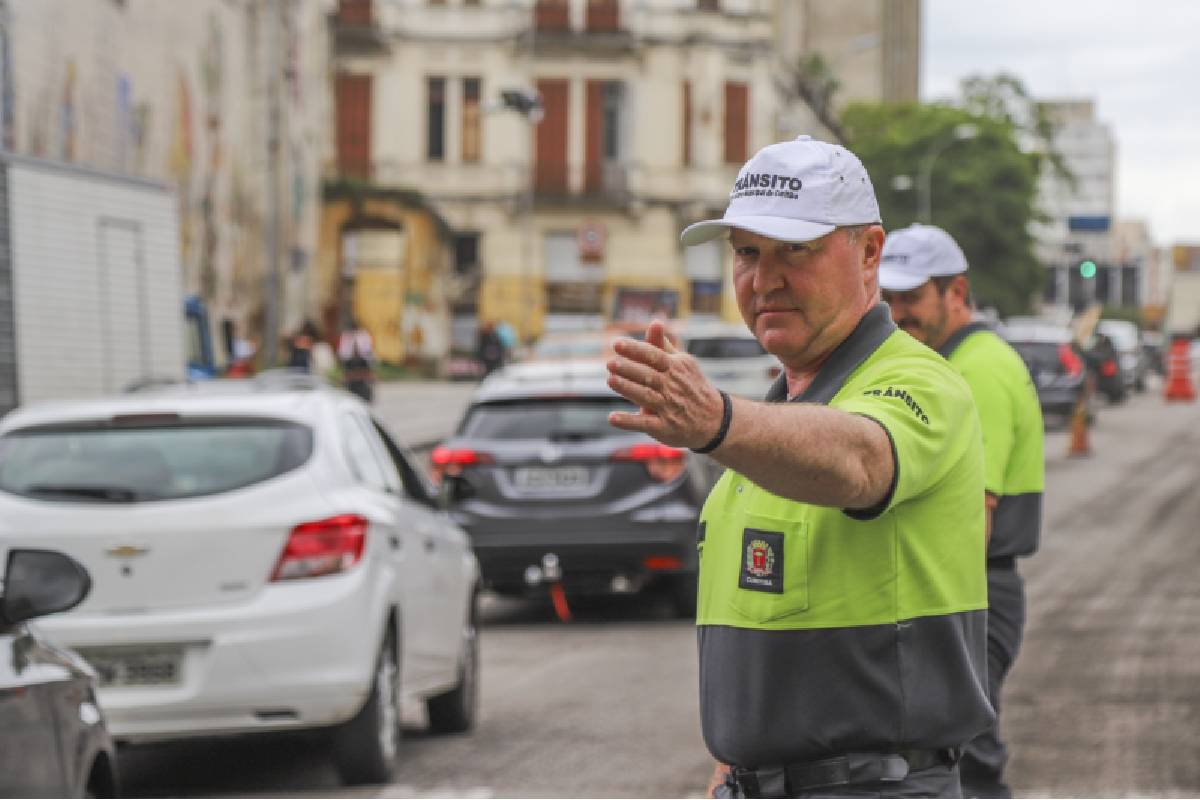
[0, 153, 189, 415]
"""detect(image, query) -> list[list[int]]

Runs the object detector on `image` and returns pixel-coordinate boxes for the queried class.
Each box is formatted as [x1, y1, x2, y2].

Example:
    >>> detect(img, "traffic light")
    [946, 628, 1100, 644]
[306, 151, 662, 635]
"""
[1079, 259, 1097, 279]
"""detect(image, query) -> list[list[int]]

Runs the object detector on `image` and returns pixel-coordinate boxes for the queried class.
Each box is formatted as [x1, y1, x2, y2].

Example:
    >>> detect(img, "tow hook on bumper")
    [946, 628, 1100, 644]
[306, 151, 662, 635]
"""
[524, 553, 572, 622]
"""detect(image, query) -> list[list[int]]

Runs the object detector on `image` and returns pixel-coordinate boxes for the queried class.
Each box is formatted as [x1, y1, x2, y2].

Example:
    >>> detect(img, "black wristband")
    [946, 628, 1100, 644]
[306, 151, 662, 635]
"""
[692, 390, 732, 454]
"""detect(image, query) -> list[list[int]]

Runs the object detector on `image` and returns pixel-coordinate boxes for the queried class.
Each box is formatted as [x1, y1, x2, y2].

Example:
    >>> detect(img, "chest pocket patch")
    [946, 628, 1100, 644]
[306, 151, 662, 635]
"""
[739, 529, 784, 593]
[729, 513, 810, 622]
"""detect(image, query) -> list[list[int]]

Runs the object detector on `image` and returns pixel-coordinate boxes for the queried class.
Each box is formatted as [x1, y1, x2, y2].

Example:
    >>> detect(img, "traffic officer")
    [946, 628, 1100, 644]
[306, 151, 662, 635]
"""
[879, 224, 1044, 798]
[605, 136, 993, 798]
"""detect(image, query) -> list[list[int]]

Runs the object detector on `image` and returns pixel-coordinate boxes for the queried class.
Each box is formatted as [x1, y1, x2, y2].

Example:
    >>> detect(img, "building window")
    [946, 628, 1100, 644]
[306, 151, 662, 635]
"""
[682, 81, 692, 167]
[534, 0, 570, 31]
[586, 0, 620, 32]
[697, 0, 720, 10]
[427, 77, 446, 162]
[462, 77, 482, 163]
[452, 232, 481, 313]
[585, 80, 625, 195]
[337, 0, 372, 25]
[336, 73, 372, 179]
[724, 81, 748, 164]
[535, 79, 570, 195]
[454, 232, 480, 277]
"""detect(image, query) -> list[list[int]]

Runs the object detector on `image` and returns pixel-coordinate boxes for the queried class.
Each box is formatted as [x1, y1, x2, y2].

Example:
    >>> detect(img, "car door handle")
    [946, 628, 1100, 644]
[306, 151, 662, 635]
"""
[424, 537, 436, 553]
[389, 535, 402, 550]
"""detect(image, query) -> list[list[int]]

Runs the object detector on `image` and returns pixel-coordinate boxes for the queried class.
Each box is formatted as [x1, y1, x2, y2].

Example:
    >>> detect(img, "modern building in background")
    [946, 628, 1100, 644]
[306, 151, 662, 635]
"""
[328, 0, 921, 354]
[1114, 219, 1167, 328]
[1032, 99, 1138, 314]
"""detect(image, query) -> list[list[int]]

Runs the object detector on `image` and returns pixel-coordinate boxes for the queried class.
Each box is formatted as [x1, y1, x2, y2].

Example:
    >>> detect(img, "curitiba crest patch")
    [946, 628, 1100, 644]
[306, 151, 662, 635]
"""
[739, 529, 784, 594]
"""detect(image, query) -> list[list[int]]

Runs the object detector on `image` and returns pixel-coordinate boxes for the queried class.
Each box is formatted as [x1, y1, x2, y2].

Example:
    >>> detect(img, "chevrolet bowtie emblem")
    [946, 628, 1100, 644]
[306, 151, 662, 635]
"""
[105, 545, 149, 558]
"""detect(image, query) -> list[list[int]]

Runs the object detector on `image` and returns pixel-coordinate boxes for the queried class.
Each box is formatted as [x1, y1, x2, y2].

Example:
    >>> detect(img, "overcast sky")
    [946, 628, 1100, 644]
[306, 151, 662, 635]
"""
[923, 0, 1200, 247]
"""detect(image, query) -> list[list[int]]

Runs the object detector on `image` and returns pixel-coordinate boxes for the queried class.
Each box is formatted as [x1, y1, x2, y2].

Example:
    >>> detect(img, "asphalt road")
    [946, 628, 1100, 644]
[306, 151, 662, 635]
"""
[113, 386, 1200, 798]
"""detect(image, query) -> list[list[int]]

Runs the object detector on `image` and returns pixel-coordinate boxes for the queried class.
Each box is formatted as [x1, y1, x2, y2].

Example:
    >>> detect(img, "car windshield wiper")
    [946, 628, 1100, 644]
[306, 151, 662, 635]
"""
[25, 483, 142, 502]
[546, 430, 603, 442]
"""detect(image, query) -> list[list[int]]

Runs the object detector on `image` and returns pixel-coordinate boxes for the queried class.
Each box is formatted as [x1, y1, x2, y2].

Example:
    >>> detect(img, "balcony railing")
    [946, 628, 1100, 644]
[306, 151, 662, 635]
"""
[531, 0, 633, 54]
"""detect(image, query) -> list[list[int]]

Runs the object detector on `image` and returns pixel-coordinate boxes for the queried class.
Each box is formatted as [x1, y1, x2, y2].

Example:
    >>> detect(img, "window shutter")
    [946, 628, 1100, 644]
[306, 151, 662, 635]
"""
[724, 81, 748, 165]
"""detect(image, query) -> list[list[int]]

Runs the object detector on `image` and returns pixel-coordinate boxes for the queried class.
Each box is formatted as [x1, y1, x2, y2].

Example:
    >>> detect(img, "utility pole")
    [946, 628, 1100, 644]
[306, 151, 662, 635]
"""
[262, 0, 283, 365]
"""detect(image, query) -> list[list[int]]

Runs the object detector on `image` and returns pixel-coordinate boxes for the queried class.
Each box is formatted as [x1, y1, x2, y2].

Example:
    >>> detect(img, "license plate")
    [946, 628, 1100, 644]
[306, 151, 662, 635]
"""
[78, 645, 185, 688]
[512, 466, 590, 491]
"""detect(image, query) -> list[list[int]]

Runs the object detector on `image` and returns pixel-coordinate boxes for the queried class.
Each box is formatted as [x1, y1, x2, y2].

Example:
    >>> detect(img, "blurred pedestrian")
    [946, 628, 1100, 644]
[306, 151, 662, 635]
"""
[880, 223, 1045, 799]
[286, 320, 320, 372]
[495, 319, 518, 360]
[607, 136, 991, 798]
[338, 319, 376, 403]
[226, 336, 257, 378]
[476, 321, 504, 377]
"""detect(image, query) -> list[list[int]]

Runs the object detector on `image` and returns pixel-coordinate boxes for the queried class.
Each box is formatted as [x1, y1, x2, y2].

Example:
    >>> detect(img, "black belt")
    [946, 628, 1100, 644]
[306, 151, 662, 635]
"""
[987, 555, 1016, 570]
[727, 747, 960, 797]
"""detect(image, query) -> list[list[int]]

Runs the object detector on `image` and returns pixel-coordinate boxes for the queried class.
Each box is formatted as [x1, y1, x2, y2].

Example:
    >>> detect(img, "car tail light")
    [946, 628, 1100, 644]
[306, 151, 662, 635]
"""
[1101, 359, 1118, 377]
[271, 514, 368, 581]
[643, 555, 684, 571]
[1057, 344, 1083, 377]
[767, 365, 782, 379]
[611, 443, 687, 483]
[430, 446, 495, 482]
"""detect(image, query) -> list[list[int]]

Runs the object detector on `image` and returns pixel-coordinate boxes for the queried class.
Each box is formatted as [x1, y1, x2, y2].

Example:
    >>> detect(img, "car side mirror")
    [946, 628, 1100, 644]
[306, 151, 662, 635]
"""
[0, 549, 92, 626]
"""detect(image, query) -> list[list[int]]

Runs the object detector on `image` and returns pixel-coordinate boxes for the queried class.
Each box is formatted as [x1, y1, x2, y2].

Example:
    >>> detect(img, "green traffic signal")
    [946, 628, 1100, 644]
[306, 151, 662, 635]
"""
[1079, 260, 1097, 279]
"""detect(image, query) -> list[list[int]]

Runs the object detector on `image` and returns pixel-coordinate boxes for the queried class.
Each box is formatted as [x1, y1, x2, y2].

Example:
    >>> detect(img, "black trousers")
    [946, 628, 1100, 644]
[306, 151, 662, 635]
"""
[960, 565, 1026, 798]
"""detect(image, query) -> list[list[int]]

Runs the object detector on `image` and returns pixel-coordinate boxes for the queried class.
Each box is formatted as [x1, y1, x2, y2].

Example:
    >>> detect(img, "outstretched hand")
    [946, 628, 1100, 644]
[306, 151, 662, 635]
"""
[606, 320, 726, 450]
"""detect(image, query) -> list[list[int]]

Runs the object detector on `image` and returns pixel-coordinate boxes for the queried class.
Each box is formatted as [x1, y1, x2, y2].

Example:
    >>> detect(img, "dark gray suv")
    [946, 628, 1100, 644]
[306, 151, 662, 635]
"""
[434, 361, 720, 616]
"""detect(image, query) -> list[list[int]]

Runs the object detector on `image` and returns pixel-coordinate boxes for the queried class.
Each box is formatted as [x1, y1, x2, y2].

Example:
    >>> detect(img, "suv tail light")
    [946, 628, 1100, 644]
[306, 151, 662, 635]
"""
[271, 514, 368, 581]
[430, 446, 495, 482]
[611, 443, 687, 483]
[767, 365, 782, 379]
[1057, 344, 1083, 377]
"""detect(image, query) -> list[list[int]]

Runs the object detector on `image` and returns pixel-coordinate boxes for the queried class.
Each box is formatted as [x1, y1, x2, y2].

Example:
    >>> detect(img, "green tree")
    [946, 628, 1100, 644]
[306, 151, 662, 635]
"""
[842, 101, 1043, 316]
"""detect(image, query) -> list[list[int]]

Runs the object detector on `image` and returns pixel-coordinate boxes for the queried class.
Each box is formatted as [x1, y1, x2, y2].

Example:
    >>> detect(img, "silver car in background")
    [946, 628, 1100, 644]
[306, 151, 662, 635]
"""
[676, 319, 781, 400]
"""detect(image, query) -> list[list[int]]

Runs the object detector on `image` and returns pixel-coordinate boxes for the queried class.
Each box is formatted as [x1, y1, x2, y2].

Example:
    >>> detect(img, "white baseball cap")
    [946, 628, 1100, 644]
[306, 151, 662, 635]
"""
[878, 224, 969, 292]
[681, 135, 882, 246]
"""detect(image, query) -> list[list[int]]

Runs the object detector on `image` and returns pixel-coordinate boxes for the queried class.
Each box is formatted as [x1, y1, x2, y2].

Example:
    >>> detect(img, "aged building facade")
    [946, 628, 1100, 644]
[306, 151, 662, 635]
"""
[1, 0, 332, 364]
[330, 0, 920, 348]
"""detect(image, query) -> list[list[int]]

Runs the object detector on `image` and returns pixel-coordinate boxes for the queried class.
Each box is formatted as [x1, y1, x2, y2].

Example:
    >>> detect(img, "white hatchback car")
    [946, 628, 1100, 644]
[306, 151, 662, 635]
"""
[677, 319, 782, 400]
[0, 374, 480, 785]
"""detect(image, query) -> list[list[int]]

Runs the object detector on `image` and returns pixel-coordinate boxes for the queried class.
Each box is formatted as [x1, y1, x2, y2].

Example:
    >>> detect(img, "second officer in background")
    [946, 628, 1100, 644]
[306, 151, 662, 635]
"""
[880, 224, 1045, 798]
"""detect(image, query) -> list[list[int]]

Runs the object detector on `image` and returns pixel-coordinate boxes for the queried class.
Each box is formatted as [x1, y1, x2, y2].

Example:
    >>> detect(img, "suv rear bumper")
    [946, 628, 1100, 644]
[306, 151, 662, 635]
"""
[468, 521, 698, 594]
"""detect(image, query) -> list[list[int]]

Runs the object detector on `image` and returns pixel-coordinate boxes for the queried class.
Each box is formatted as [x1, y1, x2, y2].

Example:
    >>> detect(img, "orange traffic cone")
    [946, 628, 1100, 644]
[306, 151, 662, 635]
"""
[1164, 337, 1196, 403]
[1067, 396, 1091, 458]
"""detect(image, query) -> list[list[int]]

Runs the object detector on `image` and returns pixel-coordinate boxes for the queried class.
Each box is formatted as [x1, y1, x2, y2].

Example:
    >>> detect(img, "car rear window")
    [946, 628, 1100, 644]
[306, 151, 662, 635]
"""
[0, 419, 313, 502]
[459, 398, 635, 441]
[1009, 341, 1064, 372]
[686, 336, 766, 359]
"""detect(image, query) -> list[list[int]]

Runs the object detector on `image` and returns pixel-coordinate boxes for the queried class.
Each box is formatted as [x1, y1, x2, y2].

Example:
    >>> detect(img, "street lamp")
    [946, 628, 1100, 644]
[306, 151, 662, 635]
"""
[917, 122, 979, 223]
[490, 89, 542, 336]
